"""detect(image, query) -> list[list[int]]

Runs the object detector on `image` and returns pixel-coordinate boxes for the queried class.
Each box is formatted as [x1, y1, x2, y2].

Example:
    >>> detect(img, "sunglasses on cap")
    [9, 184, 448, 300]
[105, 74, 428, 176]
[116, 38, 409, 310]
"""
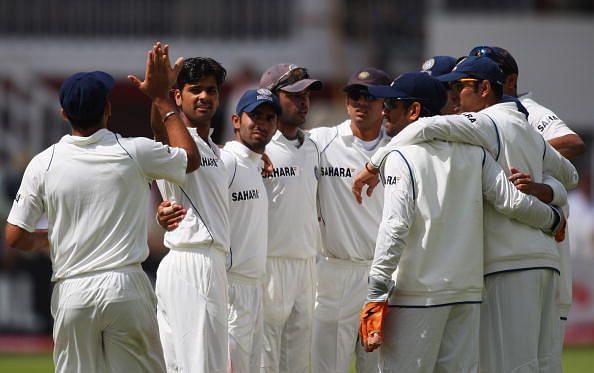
[346, 89, 377, 102]
[268, 66, 310, 91]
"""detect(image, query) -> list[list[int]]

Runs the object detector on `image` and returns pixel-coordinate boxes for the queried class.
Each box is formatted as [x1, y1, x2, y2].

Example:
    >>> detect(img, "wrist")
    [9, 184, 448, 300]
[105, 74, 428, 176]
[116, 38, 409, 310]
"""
[153, 97, 176, 115]
[365, 162, 379, 175]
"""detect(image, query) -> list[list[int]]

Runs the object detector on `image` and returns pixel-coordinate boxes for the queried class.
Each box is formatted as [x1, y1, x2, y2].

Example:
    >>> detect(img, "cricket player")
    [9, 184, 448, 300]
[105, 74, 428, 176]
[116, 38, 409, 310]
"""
[470, 46, 585, 367]
[152, 56, 231, 373]
[308, 67, 391, 373]
[354, 56, 578, 372]
[359, 71, 566, 372]
[5, 43, 200, 372]
[420, 55, 459, 114]
[259, 63, 322, 373]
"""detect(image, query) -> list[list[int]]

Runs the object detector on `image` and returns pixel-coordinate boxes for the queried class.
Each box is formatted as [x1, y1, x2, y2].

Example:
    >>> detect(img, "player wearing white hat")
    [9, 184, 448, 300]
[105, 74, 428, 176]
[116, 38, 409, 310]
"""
[258, 64, 322, 373]
[354, 57, 578, 372]
[152, 56, 231, 373]
[309, 67, 391, 373]
[470, 45, 585, 369]
[5, 43, 199, 372]
[359, 72, 566, 372]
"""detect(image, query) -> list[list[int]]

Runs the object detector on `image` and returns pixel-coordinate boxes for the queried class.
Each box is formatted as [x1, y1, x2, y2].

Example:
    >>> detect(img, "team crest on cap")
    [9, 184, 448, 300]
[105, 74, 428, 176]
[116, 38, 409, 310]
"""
[257, 88, 273, 96]
[358, 71, 370, 80]
[422, 58, 435, 71]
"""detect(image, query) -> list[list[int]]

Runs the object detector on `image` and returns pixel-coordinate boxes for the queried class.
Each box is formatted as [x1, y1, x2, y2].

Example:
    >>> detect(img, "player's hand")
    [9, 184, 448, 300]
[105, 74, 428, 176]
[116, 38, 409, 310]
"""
[359, 301, 389, 352]
[157, 200, 187, 231]
[509, 167, 553, 203]
[128, 42, 184, 101]
[352, 163, 380, 204]
[551, 205, 567, 242]
[261, 153, 274, 177]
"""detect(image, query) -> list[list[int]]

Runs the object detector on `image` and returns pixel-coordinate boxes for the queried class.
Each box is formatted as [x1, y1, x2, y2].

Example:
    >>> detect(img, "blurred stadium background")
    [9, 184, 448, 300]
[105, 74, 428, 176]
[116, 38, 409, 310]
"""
[1, 0, 593, 371]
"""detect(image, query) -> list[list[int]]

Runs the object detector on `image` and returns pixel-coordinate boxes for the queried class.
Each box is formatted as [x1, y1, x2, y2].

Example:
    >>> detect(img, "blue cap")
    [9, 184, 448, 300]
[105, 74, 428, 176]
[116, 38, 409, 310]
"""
[59, 71, 115, 122]
[236, 88, 282, 115]
[343, 67, 391, 91]
[469, 45, 518, 76]
[437, 56, 504, 86]
[420, 56, 457, 77]
[368, 72, 447, 115]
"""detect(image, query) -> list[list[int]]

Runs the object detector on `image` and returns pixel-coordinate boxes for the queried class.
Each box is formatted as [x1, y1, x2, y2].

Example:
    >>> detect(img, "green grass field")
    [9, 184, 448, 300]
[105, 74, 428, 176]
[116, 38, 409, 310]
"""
[2, 347, 594, 372]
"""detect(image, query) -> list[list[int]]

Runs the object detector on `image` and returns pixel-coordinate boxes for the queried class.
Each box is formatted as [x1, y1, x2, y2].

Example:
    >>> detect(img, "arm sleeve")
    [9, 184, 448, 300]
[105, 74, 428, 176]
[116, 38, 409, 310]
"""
[134, 137, 188, 185]
[481, 150, 556, 230]
[370, 112, 501, 168]
[533, 109, 576, 141]
[6, 159, 45, 232]
[542, 140, 579, 190]
[542, 175, 568, 207]
[368, 153, 415, 301]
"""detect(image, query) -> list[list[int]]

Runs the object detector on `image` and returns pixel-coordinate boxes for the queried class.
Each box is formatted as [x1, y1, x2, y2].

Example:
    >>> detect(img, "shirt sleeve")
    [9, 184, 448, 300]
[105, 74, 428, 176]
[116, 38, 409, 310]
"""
[531, 108, 576, 141]
[368, 151, 415, 299]
[6, 158, 46, 232]
[370, 112, 501, 168]
[481, 150, 555, 231]
[541, 139, 579, 190]
[219, 149, 237, 187]
[133, 137, 188, 186]
[543, 174, 568, 207]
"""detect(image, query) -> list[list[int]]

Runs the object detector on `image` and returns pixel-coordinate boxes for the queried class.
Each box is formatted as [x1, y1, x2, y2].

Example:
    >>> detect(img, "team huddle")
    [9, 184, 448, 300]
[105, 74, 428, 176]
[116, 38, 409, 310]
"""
[4, 41, 584, 373]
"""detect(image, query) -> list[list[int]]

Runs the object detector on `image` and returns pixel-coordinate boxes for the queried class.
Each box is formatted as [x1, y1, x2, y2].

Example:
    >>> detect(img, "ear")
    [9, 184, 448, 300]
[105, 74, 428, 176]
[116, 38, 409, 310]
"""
[231, 113, 241, 131]
[480, 80, 491, 98]
[504, 73, 518, 95]
[60, 108, 69, 122]
[408, 101, 422, 121]
[174, 89, 182, 107]
[104, 100, 112, 117]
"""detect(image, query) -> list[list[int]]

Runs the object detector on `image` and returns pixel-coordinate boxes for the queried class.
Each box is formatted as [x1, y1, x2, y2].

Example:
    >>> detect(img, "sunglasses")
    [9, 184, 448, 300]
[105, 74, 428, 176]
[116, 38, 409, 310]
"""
[450, 78, 480, 93]
[383, 97, 418, 111]
[268, 66, 310, 91]
[347, 89, 377, 102]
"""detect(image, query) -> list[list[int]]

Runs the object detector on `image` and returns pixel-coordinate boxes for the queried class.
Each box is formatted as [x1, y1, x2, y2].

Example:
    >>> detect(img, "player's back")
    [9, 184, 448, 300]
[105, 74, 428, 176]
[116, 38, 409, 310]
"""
[385, 140, 485, 306]
[480, 102, 559, 275]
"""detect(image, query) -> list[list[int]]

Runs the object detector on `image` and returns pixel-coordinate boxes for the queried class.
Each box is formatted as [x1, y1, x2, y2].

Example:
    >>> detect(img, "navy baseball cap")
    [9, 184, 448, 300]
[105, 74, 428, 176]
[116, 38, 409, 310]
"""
[420, 56, 457, 77]
[368, 72, 447, 115]
[343, 67, 391, 91]
[59, 71, 115, 122]
[469, 45, 518, 77]
[437, 56, 504, 86]
[235, 88, 282, 115]
[259, 64, 322, 93]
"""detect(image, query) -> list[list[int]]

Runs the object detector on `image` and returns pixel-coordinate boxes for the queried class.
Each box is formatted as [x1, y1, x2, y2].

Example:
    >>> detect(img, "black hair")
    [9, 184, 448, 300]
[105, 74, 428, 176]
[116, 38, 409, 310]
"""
[176, 57, 227, 90]
[67, 116, 102, 130]
[491, 82, 503, 100]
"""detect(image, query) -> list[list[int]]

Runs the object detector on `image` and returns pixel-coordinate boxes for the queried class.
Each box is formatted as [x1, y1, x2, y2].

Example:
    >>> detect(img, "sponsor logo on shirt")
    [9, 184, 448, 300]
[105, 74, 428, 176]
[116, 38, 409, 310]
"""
[200, 156, 219, 167]
[15, 193, 22, 205]
[264, 166, 300, 178]
[385, 175, 400, 185]
[536, 115, 559, 133]
[320, 166, 353, 178]
[231, 189, 261, 202]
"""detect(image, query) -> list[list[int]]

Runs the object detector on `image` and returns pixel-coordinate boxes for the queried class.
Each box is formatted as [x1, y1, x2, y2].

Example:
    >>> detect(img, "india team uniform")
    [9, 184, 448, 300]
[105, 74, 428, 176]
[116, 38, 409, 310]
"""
[7, 128, 189, 373]
[220, 141, 269, 373]
[261, 129, 320, 373]
[309, 120, 390, 373]
[371, 140, 559, 372]
[156, 127, 230, 373]
[520, 93, 577, 366]
[369, 102, 578, 372]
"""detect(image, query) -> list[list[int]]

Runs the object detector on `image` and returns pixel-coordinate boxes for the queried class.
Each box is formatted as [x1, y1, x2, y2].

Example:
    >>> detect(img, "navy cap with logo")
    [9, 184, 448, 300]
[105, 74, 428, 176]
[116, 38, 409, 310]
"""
[368, 72, 447, 115]
[59, 71, 115, 122]
[236, 88, 282, 115]
[343, 67, 391, 91]
[437, 56, 505, 86]
[420, 56, 457, 77]
[469, 45, 518, 77]
[259, 64, 322, 93]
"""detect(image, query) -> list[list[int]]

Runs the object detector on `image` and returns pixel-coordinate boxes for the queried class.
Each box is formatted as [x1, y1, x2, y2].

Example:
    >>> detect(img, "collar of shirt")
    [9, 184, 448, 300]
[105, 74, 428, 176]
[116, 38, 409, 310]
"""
[224, 140, 263, 166]
[187, 126, 220, 156]
[338, 119, 388, 148]
[272, 129, 306, 148]
[60, 128, 111, 145]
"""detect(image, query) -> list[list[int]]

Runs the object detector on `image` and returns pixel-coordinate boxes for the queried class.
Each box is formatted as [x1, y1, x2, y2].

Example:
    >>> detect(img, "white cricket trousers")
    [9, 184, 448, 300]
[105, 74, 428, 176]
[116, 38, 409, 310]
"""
[261, 256, 316, 373]
[312, 257, 379, 373]
[156, 248, 228, 373]
[379, 303, 479, 373]
[228, 273, 264, 373]
[51, 264, 165, 373]
[480, 269, 559, 373]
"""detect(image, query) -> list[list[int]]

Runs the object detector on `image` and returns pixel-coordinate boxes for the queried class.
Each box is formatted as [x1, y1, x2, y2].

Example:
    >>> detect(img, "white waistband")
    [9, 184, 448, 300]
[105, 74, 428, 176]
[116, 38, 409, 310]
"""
[57, 263, 143, 282]
[228, 272, 262, 285]
[319, 256, 372, 267]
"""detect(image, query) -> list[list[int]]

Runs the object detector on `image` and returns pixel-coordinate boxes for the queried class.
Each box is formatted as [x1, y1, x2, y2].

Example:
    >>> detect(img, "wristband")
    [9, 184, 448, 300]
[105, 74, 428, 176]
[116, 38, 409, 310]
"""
[162, 111, 177, 124]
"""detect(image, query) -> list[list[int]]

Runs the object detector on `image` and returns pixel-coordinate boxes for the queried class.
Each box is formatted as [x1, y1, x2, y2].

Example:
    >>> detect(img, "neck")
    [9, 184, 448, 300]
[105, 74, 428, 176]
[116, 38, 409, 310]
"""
[278, 122, 300, 140]
[181, 113, 211, 141]
[234, 136, 265, 154]
[71, 124, 104, 137]
[350, 121, 381, 141]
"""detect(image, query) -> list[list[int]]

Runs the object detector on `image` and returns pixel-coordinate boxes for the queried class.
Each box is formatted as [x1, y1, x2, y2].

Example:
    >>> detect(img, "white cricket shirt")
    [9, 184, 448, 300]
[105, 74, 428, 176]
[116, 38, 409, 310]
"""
[371, 141, 557, 306]
[310, 120, 390, 262]
[221, 141, 268, 279]
[157, 127, 230, 253]
[263, 130, 320, 259]
[7, 129, 188, 281]
[519, 94, 576, 140]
